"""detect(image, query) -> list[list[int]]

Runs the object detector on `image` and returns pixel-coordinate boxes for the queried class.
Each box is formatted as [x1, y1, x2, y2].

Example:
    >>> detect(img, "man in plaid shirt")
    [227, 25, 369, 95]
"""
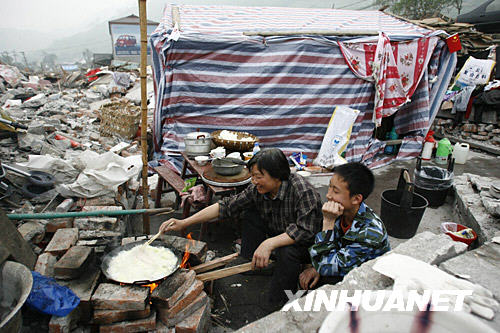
[161, 148, 323, 305]
[299, 162, 391, 290]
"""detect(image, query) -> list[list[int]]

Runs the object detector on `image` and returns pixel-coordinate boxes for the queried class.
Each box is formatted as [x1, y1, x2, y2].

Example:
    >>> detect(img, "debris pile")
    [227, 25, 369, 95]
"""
[414, 17, 498, 55]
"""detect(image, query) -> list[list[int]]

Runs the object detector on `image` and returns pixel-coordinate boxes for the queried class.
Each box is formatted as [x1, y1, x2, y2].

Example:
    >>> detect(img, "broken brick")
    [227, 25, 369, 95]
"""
[82, 205, 122, 212]
[92, 283, 149, 311]
[158, 291, 208, 327]
[167, 279, 203, 318]
[44, 228, 79, 256]
[54, 246, 94, 280]
[152, 269, 195, 309]
[18, 221, 45, 243]
[99, 310, 156, 333]
[49, 307, 81, 333]
[35, 252, 58, 277]
[93, 304, 151, 325]
[45, 218, 74, 233]
[175, 301, 211, 333]
[74, 217, 119, 231]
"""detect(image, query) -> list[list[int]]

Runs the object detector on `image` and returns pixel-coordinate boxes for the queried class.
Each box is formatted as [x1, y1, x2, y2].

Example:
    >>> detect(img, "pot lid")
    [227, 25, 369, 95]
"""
[186, 131, 211, 139]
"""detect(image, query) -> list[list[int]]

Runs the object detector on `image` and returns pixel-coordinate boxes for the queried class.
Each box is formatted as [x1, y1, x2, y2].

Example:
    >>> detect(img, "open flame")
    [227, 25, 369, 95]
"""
[143, 282, 159, 293]
[180, 232, 194, 268]
[120, 282, 159, 293]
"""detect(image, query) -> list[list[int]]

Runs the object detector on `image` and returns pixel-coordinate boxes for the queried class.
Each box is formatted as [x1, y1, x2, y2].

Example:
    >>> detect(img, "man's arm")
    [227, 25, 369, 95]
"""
[252, 232, 295, 269]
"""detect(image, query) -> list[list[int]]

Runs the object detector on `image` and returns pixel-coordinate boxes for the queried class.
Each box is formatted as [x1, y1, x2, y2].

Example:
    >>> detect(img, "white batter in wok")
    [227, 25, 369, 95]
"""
[107, 244, 178, 283]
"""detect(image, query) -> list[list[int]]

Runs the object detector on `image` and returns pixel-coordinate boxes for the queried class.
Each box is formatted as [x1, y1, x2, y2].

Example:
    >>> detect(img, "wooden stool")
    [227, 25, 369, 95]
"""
[153, 165, 192, 219]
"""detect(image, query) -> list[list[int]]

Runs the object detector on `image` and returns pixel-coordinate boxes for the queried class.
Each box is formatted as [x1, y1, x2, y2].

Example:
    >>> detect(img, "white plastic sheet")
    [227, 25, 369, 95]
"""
[56, 151, 142, 198]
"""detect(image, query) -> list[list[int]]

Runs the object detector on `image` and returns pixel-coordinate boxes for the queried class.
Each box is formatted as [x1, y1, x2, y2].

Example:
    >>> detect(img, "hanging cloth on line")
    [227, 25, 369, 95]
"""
[339, 33, 438, 127]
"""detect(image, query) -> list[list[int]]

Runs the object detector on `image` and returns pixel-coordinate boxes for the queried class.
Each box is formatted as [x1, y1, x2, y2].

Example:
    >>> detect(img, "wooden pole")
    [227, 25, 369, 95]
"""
[138, 0, 150, 234]
[243, 29, 379, 37]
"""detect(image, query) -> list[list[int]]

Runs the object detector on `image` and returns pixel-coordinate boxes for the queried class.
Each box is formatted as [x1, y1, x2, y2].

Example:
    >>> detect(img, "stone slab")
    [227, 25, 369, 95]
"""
[74, 217, 119, 231]
[99, 310, 156, 333]
[440, 241, 500, 300]
[35, 252, 58, 277]
[392, 231, 468, 265]
[0, 209, 36, 269]
[175, 301, 211, 333]
[93, 304, 151, 325]
[92, 283, 149, 311]
[152, 269, 196, 309]
[54, 246, 94, 280]
[45, 228, 79, 256]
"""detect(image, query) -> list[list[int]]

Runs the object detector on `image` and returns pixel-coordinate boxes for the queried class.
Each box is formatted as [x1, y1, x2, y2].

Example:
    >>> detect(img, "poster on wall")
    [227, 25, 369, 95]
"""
[110, 24, 156, 56]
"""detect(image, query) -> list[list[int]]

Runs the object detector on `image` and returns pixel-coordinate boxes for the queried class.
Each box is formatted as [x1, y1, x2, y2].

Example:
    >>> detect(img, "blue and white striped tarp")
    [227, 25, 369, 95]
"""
[150, 4, 455, 170]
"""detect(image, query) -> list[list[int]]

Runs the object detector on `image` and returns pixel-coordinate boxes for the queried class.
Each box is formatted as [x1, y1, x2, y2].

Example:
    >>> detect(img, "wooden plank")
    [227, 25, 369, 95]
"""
[154, 165, 186, 194]
[196, 262, 266, 282]
[190, 253, 239, 274]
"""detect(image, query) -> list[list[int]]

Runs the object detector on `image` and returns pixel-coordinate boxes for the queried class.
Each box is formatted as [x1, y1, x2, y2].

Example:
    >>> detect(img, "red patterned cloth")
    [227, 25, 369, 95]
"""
[339, 33, 438, 126]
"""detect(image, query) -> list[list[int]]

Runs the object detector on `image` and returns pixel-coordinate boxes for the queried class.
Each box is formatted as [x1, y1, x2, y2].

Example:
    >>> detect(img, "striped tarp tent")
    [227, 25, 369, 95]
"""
[150, 4, 456, 170]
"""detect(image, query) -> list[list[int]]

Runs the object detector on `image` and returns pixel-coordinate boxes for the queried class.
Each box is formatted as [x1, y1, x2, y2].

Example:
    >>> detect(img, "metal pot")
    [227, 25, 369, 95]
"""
[184, 131, 212, 157]
[211, 158, 244, 176]
[101, 240, 183, 285]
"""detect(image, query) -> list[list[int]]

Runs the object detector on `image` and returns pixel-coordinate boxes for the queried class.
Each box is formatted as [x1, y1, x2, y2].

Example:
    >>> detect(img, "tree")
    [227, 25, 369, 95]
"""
[376, 0, 457, 19]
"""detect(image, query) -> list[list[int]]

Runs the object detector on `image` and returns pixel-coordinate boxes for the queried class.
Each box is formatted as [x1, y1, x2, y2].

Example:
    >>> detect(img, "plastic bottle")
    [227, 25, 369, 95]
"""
[421, 131, 436, 160]
[384, 127, 398, 155]
[252, 142, 261, 155]
[55, 198, 74, 212]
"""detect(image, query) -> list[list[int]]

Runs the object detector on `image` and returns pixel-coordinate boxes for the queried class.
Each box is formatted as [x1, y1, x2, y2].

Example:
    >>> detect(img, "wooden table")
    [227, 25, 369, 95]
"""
[179, 152, 243, 203]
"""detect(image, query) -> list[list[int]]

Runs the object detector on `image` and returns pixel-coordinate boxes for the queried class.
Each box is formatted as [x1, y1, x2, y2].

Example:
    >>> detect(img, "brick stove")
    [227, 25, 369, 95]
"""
[37, 228, 211, 333]
[90, 268, 210, 332]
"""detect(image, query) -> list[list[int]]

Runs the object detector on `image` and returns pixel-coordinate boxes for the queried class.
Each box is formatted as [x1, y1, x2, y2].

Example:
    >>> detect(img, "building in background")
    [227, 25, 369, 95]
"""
[108, 14, 158, 64]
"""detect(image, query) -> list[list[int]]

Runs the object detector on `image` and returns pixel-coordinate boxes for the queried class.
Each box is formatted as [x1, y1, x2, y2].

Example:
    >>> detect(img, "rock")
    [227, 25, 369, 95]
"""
[22, 93, 47, 108]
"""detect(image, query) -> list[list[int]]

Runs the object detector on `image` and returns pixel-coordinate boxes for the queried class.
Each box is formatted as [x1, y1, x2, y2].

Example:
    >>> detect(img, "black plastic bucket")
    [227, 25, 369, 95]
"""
[414, 185, 449, 207]
[381, 189, 428, 239]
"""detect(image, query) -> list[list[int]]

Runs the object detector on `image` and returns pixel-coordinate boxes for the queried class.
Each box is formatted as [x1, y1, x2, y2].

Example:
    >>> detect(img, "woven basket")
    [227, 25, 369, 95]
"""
[211, 130, 258, 152]
[99, 99, 141, 139]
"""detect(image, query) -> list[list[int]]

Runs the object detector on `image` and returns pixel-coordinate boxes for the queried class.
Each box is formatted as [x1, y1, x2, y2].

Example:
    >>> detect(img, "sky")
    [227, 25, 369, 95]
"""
[1, 0, 362, 36]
